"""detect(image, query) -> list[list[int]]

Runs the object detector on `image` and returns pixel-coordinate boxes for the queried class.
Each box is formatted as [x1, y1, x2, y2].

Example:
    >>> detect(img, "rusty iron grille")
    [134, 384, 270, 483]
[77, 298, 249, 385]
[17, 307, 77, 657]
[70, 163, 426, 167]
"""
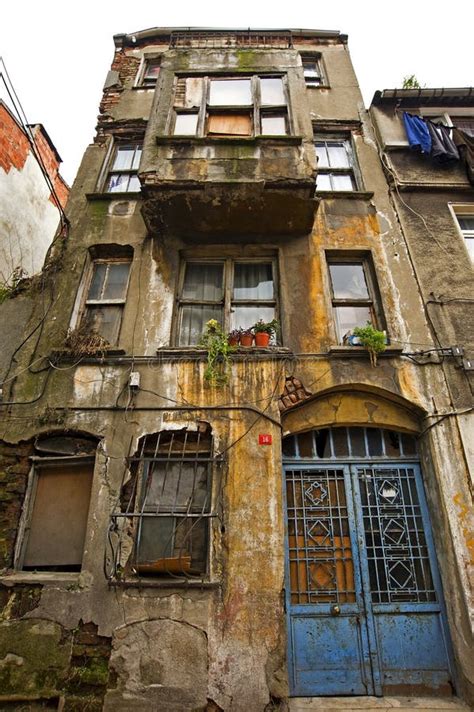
[286, 468, 356, 605]
[358, 466, 436, 603]
[170, 31, 293, 49]
[107, 429, 218, 580]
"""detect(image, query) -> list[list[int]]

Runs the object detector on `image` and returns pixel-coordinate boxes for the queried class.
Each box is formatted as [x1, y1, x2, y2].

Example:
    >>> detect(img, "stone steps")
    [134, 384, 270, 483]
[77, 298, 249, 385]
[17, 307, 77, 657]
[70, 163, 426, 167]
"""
[289, 697, 471, 712]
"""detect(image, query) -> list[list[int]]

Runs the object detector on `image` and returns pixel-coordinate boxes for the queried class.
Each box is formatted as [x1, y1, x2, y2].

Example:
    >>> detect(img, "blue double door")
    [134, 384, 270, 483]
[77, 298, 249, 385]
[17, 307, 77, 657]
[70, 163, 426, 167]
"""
[284, 463, 453, 696]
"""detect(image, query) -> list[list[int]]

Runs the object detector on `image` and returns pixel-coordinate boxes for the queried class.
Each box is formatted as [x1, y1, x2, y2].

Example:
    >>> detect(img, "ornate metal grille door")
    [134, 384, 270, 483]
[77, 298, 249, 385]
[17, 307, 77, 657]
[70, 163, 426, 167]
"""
[283, 431, 453, 697]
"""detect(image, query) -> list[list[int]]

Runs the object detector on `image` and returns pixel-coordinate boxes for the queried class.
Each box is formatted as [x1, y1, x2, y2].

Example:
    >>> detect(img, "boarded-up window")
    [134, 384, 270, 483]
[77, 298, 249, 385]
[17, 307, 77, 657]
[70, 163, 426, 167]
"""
[207, 113, 252, 136]
[22, 463, 94, 570]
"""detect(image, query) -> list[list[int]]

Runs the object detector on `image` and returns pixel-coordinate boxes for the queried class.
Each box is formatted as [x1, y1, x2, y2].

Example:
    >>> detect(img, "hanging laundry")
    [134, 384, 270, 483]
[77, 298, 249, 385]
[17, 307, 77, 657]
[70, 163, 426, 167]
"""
[403, 112, 431, 153]
[452, 127, 474, 185]
[427, 122, 460, 165]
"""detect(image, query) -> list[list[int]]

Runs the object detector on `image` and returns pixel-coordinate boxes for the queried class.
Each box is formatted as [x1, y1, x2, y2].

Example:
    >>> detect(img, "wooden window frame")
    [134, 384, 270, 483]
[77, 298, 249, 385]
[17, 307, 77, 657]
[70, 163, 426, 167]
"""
[137, 57, 161, 87]
[80, 257, 132, 346]
[315, 135, 361, 192]
[449, 203, 474, 263]
[326, 253, 385, 344]
[171, 74, 290, 138]
[173, 257, 280, 346]
[301, 54, 326, 87]
[105, 142, 142, 193]
[15, 457, 95, 572]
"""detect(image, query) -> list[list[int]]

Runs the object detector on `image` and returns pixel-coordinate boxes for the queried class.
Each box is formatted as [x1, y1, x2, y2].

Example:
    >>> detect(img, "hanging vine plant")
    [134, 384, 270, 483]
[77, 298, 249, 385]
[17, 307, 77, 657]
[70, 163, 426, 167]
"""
[199, 319, 235, 386]
[353, 323, 387, 367]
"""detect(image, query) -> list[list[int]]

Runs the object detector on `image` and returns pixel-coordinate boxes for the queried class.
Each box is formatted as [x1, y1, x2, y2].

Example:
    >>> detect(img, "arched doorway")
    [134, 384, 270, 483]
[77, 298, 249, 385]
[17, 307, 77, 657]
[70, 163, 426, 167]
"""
[282, 425, 454, 697]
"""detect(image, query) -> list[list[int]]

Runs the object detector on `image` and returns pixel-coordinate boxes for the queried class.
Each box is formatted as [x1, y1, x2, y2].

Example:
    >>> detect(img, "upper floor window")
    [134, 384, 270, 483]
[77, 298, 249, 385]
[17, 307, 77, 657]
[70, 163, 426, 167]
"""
[106, 143, 142, 193]
[450, 205, 474, 262]
[176, 258, 278, 345]
[327, 255, 384, 343]
[316, 136, 359, 191]
[301, 55, 325, 87]
[171, 75, 289, 138]
[140, 58, 161, 86]
[83, 259, 131, 345]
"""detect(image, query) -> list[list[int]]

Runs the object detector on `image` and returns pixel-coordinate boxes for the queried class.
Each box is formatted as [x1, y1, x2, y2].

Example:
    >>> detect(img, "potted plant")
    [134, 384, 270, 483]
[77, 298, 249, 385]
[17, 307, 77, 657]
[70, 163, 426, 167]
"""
[352, 323, 387, 367]
[240, 328, 254, 347]
[252, 318, 279, 347]
[228, 329, 241, 346]
[199, 319, 235, 386]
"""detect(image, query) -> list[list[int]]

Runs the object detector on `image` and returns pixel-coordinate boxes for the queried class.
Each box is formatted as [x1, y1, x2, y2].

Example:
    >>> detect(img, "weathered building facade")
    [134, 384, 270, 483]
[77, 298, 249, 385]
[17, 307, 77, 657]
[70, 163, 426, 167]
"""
[0, 100, 69, 285]
[0, 28, 472, 711]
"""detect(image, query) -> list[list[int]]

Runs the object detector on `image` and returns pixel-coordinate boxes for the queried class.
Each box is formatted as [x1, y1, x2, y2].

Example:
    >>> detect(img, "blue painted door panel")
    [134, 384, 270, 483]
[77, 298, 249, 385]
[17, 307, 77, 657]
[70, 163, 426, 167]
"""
[284, 462, 452, 697]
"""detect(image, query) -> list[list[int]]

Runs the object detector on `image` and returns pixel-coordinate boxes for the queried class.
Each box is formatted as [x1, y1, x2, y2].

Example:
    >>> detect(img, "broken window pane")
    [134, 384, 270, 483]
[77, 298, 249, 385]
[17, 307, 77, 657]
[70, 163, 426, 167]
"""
[260, 78, 285, 105]
[329, 264, 369, 300]
[174, 77, 204, 108]
[174, 113, 199, 135]
[209, 79, 252, 106]
[207, 113, 252, 136]
[261, 115, 287, 135]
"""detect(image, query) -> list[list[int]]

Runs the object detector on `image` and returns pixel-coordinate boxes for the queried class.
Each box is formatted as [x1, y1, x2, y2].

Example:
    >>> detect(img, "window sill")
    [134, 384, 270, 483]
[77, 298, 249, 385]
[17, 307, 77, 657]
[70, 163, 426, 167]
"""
[51, 348, 126, 361]
[86, 191, 141, 200]
[328, 346, 403, 358]
[315, 190, 374, 200]
[109, 577, 220, 590]
[156, 135, 304, 146]
[0, 571, 81, 586]
[156, 346, 293, 360]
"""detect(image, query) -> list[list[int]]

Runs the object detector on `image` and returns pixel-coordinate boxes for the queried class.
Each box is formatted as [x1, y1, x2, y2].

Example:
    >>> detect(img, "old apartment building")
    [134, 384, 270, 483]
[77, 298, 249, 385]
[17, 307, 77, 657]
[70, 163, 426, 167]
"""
[0, 27, 472, 711]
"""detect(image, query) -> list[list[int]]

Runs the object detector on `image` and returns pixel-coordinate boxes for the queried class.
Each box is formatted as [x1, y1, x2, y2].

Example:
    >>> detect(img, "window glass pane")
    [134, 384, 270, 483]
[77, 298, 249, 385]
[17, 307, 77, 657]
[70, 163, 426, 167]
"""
[303, 63, 320, 79]
[233, 263, 273, 299]
[207, 113, 252, 136]
[112, 147, 134, 171]
[465, 238, 474, 261]
[367, 428, 383, 456]
[297, 431, 314, 458]
[332, 428, 349, 457]
[231, 306, 275, 332]
[329, 264, 369, 299]
[84, 305, 122, 344]
[400, 433, 417, 456]
[179, 305, 223, 346]
[174, 113, 198, 135]
[315, 143, 329, 168]
[261, 115, 287, 135]
[144, 61, 160, 81]
[182, 263, 223, 301]
[103, 263, 130, 300]
[209, 79, 252, 106]
[327, 143, 350, 168]
[316, 173, 331, 190]
[384, 430, 401, 457]
[131, 148, 142, 170]
[458, 217, 474, 230]
[349, 427, 366, 457]
[137, 517, 207, 573]
[145, 463, 209, 511]
[107, 173, 129, 193]
[88, 264, 107, 300]
[331, 173, 354, 191]
[127, 174, 141, 192]
[334, 306, 372, 342]
[260, 78, 285, 105]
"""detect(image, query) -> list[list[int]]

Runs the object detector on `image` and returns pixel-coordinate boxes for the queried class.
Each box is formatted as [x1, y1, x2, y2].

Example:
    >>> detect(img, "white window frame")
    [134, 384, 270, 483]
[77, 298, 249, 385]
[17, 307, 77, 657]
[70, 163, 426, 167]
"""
[105, 142, 142, 193]
[135, 56, 161, 88]
[449, 203, 474, 263]
[315, 135, 361, 192]
[300, 54, 326, 87]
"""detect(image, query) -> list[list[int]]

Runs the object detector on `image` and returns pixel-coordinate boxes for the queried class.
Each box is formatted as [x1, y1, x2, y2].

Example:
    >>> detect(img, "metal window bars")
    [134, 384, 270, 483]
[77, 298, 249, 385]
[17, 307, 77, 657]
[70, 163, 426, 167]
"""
[106, 428, 219, 582]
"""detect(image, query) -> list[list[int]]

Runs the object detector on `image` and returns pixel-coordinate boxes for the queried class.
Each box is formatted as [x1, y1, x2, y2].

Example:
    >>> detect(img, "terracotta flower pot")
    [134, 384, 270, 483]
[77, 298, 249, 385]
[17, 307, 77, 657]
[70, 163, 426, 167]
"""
[255, 332, 270, 347]
[240, 333, 254, 347]
[228, 336, 240, 346]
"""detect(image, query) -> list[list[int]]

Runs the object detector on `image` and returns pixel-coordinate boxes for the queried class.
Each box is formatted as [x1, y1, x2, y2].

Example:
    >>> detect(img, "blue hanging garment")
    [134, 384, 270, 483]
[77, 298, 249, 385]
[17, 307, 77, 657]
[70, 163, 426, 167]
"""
[403, 112, 432, 153]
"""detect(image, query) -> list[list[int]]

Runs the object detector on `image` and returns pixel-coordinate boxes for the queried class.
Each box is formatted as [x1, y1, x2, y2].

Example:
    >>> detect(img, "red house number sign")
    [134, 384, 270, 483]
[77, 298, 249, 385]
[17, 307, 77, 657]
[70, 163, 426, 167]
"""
[259, 434, 272, 445]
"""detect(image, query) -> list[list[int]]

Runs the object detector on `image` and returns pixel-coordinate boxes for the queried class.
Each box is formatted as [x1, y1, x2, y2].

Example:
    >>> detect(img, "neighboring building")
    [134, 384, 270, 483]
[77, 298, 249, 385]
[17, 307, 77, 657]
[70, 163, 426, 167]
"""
[0, 100, 69, 285]
[0, 29, 472, 711]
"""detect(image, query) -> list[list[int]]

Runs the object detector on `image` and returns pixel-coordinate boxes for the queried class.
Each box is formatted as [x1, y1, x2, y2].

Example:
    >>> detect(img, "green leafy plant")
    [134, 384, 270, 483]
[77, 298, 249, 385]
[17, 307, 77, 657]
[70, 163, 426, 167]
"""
[353, 323, 387, 367]
[252, 318, 279, 336]
[200, 319, 235, 386]
[402, 75, 423, 89]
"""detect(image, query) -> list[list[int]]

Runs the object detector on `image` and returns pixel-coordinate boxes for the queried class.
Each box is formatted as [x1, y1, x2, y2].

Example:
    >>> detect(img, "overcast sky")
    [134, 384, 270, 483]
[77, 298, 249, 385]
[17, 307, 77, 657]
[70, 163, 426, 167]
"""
[1, 1, 472, 185]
